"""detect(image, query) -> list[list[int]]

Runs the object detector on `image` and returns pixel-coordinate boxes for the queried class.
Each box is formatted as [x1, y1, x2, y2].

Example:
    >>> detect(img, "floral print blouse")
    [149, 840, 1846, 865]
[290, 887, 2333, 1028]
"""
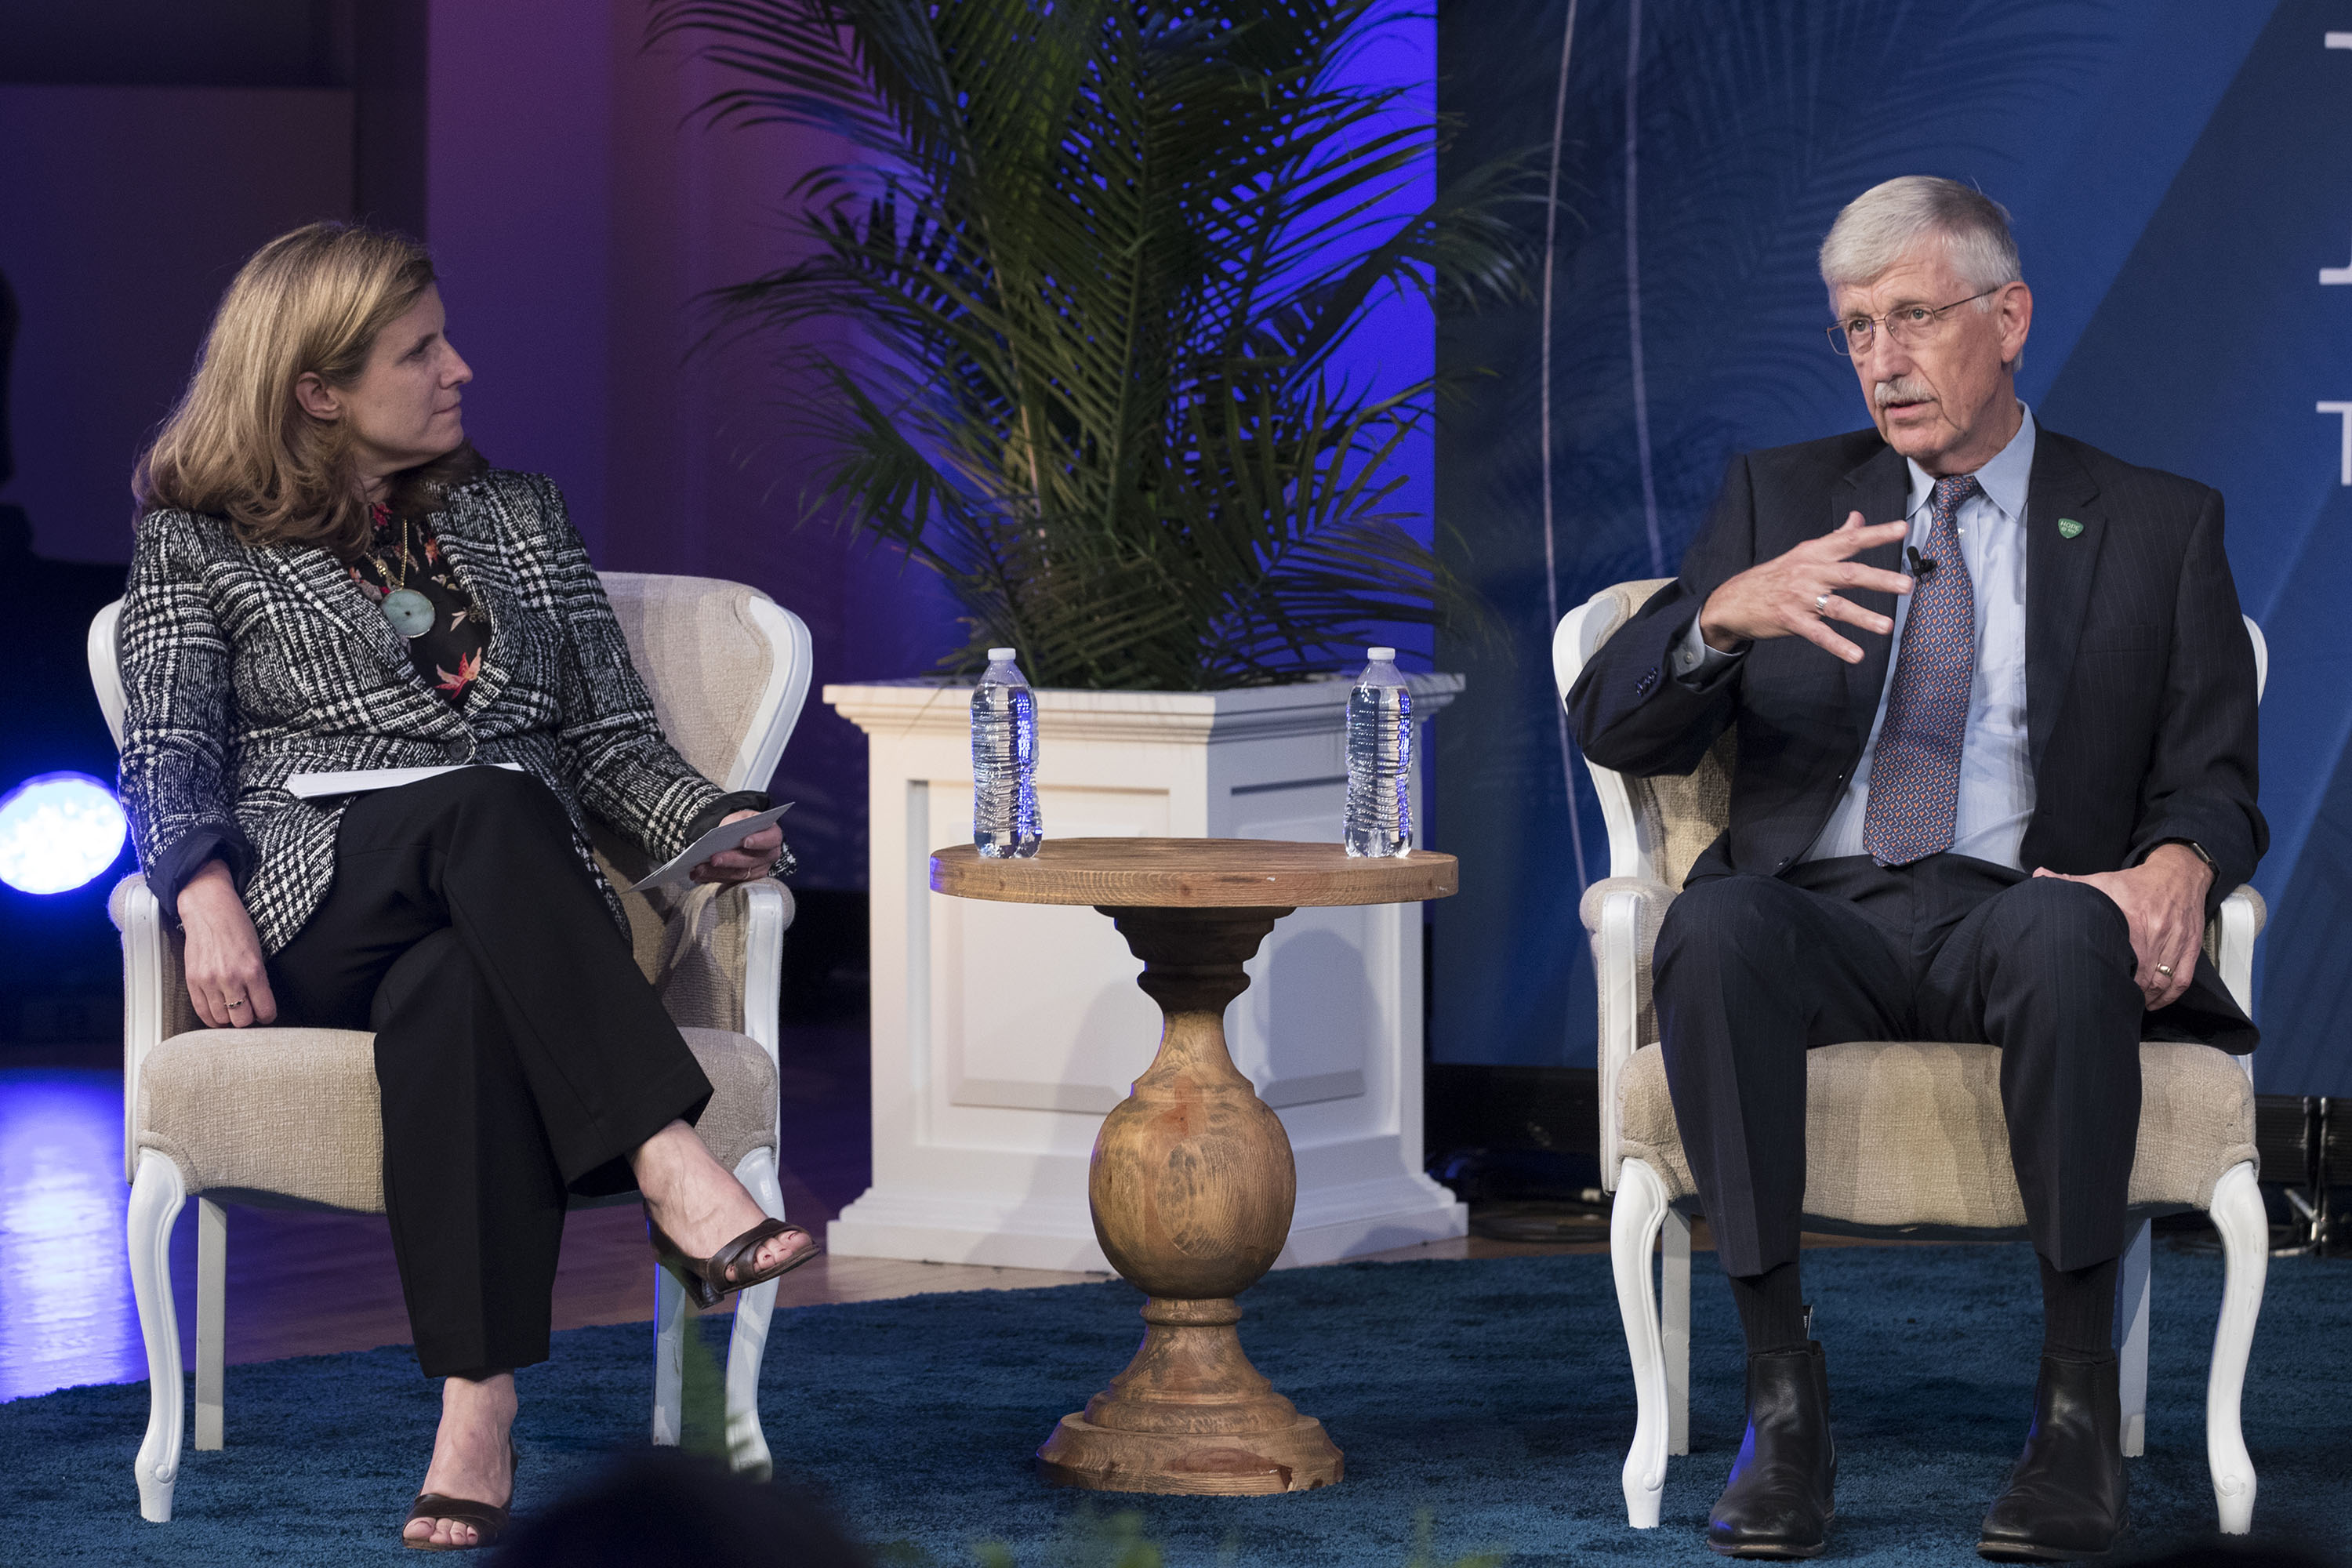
[347, 503, 492, 704]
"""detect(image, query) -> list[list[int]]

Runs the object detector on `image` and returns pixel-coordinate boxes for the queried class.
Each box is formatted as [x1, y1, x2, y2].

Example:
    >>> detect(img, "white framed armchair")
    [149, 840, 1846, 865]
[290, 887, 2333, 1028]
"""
[1553, 579, 2270, 1535]
[89, 572, 813, 1523]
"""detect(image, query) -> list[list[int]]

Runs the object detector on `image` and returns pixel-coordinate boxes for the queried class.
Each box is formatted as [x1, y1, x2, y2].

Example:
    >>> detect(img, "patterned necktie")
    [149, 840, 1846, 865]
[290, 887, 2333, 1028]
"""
[1862, 474, 1980, 867]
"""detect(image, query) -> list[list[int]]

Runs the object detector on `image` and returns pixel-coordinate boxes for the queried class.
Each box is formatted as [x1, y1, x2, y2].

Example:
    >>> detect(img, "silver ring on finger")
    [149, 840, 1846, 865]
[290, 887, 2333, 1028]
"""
[1814, 593, 1831, 616]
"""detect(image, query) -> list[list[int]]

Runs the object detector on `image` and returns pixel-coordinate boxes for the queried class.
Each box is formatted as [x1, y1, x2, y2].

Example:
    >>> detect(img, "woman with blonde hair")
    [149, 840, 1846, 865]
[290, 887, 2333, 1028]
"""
[123, 221, 816, 1550]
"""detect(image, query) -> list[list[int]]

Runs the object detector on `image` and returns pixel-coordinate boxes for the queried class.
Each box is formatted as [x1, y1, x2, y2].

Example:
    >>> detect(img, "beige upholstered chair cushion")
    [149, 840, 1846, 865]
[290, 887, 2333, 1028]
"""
[648, 880, 790, 1035]
[678, 1027, 782, 1177]
[136, 1025, 777, 1211]
[1617, 1040, 2258, 1231]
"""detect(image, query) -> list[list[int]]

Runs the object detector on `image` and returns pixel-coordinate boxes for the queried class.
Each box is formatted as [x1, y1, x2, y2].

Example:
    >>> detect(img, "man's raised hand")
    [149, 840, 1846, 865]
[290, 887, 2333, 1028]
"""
[1698, 511, 1913, 664]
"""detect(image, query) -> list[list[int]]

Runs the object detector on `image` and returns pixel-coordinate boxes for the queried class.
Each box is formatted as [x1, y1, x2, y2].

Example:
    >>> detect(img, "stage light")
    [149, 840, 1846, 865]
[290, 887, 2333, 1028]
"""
[0, 772, 129, 895]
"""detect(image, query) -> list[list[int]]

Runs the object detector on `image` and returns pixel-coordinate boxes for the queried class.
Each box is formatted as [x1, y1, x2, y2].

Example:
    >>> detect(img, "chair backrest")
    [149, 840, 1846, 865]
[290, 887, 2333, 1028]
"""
[86, 572, 811, 782]
[596, 572, 812, 795]
[1551, 583, 2270, 889]
[88, 600, 127, 750]
[91, 571, 811, 998]
[1551, 581, 1735, 888]
[584, 574, 811, 974]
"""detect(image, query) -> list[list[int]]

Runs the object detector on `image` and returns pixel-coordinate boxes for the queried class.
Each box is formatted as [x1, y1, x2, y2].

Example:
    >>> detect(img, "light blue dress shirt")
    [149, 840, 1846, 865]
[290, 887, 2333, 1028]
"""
[1672, 405, 2039, 869]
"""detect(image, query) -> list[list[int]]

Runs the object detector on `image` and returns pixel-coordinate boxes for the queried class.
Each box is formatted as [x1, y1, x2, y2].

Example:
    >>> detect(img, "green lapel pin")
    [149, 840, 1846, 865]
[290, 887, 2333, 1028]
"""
[2057, 517, 2085, 539]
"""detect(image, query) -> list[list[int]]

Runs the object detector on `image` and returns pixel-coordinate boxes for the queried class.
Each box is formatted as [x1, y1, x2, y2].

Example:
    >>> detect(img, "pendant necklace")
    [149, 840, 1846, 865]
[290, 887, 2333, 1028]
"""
[372, 510, 436, 638]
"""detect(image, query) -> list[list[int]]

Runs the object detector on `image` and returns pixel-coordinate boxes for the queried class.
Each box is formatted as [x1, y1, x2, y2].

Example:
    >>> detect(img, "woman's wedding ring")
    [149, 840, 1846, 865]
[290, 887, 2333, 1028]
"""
[227, 996, 248, 1010]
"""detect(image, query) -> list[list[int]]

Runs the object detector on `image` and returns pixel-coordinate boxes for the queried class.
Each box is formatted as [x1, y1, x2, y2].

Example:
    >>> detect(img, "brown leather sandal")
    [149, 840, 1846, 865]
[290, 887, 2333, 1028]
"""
[402, 1438, 516, 1552]
[647, 1214, 821, 1309]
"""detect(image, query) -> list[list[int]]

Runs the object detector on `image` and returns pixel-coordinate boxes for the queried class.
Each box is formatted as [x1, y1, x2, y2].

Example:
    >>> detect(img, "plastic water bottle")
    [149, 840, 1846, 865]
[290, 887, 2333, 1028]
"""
[971, 647, 1041, 858]
[1345, 646, 1412, 858]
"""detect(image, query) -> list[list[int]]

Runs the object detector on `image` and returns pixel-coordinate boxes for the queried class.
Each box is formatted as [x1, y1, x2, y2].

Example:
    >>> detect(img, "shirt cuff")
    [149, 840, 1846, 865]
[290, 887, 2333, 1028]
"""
[681, 791, 774, 848]
[148, 824, 255, 931]
[1671, 617, 1747, 686]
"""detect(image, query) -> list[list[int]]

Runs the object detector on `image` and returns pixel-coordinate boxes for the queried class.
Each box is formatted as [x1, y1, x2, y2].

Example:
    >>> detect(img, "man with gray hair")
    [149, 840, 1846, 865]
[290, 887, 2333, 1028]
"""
[1569, 176, 2263, 1559]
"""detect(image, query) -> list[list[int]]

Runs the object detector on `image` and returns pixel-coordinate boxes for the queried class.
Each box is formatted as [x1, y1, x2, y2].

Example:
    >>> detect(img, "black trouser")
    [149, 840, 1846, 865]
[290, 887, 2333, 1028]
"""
[268, 767, 713, 1378]
[1652, 854, 2144, 1280]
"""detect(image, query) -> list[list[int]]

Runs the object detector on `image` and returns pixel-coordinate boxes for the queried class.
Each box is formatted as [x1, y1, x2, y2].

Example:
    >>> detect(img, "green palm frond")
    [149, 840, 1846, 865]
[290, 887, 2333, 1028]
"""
[651, 0, 1531, 688]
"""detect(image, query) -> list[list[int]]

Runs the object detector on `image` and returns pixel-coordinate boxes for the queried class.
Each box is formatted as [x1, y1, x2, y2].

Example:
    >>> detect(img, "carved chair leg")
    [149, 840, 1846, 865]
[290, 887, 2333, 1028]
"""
[723, 1146, 786, 1481]
[2115, 1219, 2152, 1458]
[1612, 1157, 1673, 1528]
[194, 1199, 227, 1451]
[127, 1151, 188, 1522]
[1663, 1207, 1691, 1457]
[2205, 1162, 2266, 1534]
[651, 1260, 690, 1449]
[649, 1145, 787, 1472]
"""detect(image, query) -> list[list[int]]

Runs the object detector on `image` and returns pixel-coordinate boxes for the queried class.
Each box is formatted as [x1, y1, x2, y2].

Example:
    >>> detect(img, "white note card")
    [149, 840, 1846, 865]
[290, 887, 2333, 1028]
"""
[283, 762, 525, 799]
[630, 803, 795, 893]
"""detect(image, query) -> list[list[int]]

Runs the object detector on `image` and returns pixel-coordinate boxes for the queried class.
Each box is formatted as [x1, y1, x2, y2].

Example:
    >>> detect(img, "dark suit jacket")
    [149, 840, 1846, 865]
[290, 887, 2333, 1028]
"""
[1566, 425, 2266, 1051]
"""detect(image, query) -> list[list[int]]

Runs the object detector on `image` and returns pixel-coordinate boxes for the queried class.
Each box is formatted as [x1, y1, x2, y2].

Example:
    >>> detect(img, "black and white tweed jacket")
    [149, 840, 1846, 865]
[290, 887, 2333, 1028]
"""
[118, 469, 741, 953]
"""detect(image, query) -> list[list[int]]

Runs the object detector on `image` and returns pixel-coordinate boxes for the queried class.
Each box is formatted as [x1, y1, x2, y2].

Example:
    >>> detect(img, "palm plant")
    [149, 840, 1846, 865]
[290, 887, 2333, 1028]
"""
[648, 0, 1523, 690]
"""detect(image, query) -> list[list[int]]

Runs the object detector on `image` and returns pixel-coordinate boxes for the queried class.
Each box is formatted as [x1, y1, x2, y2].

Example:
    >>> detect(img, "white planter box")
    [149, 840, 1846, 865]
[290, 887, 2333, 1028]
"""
[823, 674, 1468, 1272]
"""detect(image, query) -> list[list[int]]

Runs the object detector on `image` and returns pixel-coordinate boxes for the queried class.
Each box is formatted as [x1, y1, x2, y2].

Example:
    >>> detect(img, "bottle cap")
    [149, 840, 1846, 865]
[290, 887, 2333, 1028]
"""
[1367, 646, 1396, 662]
[988, 647, 1017, 661]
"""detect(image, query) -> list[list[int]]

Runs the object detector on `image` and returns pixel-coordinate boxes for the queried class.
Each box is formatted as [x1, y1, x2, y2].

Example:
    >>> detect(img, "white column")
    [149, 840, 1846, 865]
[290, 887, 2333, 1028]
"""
[826, 677, 1469, 1271]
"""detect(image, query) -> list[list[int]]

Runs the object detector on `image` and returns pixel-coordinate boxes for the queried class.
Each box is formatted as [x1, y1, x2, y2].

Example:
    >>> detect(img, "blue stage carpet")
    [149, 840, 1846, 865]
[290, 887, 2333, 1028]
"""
[4, 1243, 2347, 1564]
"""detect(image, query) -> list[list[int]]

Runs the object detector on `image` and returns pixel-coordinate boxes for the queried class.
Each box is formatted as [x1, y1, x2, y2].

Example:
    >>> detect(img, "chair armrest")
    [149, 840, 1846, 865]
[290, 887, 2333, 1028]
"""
[2207, 884, 2264, 1023]
[1579, 876, 1675, 939]
[107, 873, 198, 1183]
[652, 878, 794, 1063]
[1581, 877, 1675, 1189]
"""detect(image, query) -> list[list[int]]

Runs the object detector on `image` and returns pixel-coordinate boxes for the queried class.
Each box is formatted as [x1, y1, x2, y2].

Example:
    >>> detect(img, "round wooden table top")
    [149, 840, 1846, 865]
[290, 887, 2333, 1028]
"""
[931, 837, 1457, 909]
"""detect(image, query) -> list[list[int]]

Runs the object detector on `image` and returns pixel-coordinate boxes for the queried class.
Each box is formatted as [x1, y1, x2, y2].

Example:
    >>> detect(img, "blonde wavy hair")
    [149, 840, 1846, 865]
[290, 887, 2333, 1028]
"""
[136, 221, 483, 558]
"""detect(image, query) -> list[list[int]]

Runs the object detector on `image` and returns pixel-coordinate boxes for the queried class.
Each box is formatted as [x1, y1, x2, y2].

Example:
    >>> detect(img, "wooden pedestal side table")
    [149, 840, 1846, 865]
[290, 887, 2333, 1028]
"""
[930, 837, 1459, 1496]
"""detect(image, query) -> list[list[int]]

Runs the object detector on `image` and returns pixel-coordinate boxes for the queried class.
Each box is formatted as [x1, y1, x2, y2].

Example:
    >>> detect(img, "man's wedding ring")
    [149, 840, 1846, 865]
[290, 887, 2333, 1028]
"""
[2156, 964, 2173, 978]
[1815, 593, 1831, 615]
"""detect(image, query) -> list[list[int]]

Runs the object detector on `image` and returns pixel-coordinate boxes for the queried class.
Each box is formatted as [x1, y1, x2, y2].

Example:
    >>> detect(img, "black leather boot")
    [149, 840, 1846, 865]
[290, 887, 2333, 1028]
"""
[1977, 1353, 2128, 1561]
[1708, 1342, 1835, 1558]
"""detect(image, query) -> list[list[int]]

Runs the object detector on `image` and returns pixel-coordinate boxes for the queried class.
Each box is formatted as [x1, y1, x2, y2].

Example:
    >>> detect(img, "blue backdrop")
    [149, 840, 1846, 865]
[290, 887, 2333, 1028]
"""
[1432, 0, 2352, 1096]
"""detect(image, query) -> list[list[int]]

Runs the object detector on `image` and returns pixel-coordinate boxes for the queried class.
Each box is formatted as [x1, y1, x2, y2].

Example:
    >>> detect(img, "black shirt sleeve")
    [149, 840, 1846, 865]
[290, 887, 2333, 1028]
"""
[147, 822, 256, 930]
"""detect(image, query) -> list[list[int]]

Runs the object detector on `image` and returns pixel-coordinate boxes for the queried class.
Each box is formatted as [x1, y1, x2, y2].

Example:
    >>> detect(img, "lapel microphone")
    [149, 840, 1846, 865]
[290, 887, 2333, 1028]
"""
[1907, 545, 1937, 580]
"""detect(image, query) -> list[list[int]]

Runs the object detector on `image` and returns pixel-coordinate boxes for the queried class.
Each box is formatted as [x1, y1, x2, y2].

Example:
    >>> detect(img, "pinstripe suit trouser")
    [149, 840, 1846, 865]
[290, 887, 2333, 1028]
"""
[1652, 853, 2146, 1282]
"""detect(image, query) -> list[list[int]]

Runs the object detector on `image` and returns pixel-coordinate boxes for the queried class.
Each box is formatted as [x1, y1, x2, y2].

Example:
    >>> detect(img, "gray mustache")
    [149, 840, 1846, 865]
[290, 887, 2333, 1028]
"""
[1874, 378, 1934, 408]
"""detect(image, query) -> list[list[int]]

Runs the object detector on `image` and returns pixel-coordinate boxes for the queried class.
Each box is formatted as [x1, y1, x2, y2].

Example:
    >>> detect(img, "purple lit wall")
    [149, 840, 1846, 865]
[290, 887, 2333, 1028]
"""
[0, 2, 1436, 902]
[0, 86, 354, 564]
[0, 5, 970, 894]
[1327, 5, 1438, 669]
[407, 0, 1436, 879]
[420, 0, 964, 886]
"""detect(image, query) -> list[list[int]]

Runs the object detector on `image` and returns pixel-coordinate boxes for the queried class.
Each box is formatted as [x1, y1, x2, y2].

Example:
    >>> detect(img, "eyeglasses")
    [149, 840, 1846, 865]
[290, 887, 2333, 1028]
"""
[1828, 287, 2001, 357]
